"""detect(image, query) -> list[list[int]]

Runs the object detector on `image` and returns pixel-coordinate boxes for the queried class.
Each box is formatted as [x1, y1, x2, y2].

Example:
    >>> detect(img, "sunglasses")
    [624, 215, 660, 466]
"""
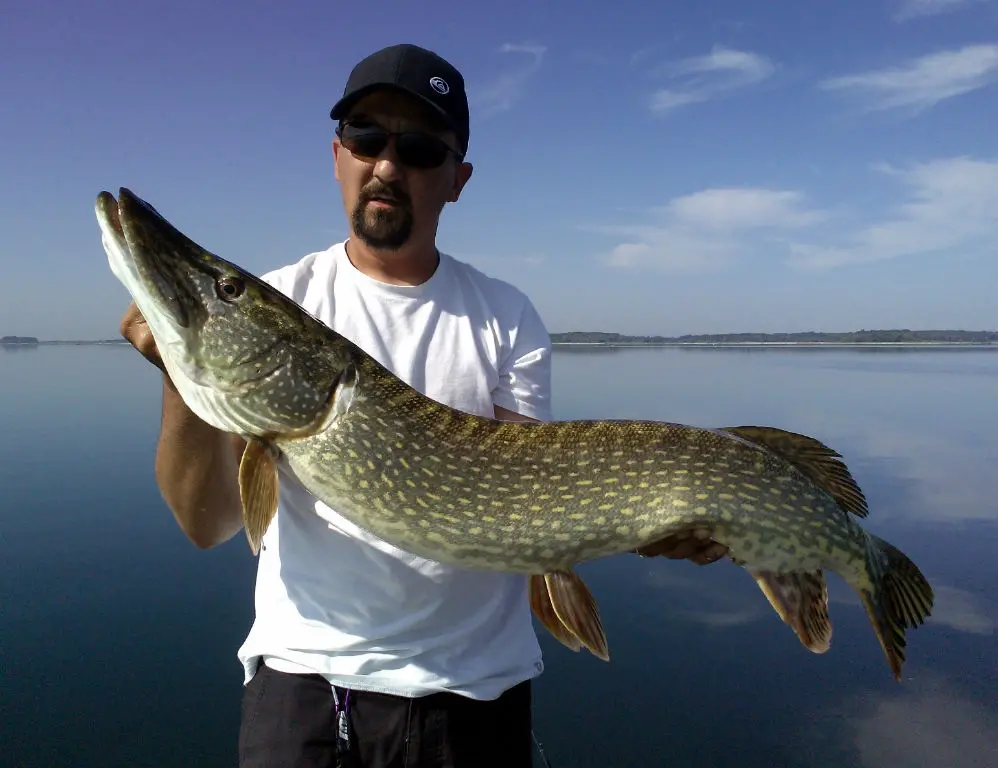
[336, 120, 463, 169]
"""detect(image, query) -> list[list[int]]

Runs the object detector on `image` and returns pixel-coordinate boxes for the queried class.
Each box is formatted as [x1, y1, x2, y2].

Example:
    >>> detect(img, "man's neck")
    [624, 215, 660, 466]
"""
[344, 239, 440, 286]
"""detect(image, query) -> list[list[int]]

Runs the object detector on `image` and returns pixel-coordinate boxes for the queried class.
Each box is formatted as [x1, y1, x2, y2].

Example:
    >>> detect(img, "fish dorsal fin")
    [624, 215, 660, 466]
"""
[544, 570, 610, 661]
[720, 426, 869, 518]
[750, 569, 832, 653]
[529, 574, 582, 653]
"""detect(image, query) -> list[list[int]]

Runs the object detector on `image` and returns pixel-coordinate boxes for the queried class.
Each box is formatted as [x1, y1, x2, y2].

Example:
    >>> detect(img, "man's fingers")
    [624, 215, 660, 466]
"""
[688, 542, 729, 565]
[119, 300, 145, 339]
[119, 305, 150, 352]
[119, 301, 166, 372]
[633, 529, 728, 564]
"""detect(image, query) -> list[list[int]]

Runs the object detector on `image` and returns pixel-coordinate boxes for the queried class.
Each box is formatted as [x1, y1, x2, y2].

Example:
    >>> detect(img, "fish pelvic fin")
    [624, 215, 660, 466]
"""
[720, 426, 869, 518]
[529, 574, 582, 653]
[543, 571, 610, 662]
[859, 533, 934, 681]
[238, 438, 280, 556]
[750, 569, 832, 653]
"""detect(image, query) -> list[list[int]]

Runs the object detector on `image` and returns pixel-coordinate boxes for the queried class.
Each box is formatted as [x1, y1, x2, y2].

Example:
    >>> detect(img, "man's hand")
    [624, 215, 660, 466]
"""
[120, 300, 166, 374]
[634, 528, 728, 565]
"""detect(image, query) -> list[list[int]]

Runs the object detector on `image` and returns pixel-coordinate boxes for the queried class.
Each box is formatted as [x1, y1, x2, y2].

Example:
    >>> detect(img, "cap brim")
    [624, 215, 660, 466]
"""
[329, 84, 464, 148]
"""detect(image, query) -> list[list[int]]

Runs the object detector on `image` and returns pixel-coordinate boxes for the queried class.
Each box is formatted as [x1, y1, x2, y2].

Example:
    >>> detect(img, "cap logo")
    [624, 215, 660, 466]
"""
[429, 76, 450, 95]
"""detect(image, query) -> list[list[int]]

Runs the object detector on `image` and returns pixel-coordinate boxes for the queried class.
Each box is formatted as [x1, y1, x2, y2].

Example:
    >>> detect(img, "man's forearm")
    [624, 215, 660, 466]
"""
[154, 377, 246, 549]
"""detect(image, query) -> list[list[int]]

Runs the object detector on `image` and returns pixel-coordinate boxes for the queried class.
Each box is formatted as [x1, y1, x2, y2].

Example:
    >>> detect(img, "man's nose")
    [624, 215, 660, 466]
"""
[372, 136, 404, 179]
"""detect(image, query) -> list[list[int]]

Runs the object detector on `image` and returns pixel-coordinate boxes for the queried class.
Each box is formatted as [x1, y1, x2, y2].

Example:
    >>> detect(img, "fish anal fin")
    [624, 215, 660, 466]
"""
[529, 574, 582, 653]
[545, 570, 610, 661]
[721, 425, 869, 519]
[751, 569, 832, 653]
[238, 438, 280, 556]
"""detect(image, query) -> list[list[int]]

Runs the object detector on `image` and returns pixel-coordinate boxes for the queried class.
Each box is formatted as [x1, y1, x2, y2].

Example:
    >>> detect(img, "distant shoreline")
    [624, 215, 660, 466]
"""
[4, 341, 996, 348]
[551, 341, 997, 348]
[3, 332, 996, 350]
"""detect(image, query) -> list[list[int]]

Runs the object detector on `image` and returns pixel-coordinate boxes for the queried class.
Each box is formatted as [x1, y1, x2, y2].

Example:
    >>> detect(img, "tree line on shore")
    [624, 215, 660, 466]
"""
[550, 330, 998, 344]
[4, 330, 996, 346]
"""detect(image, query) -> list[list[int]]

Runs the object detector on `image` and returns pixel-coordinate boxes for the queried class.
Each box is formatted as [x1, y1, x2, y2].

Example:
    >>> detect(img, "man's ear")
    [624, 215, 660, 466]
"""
[448, 161, 473, 203]
[332, 139, 342, 181]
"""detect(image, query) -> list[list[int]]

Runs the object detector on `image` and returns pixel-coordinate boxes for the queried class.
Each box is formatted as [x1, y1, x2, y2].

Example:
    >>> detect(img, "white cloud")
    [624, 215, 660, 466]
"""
[472, 43, 546, 117]
[592, 156, 998, 273]
[894, 0, 991, 21]
[776, 407, 998, 526]
[642, 563, 772, 627]
[590, 187, 828, 271]
[662, 188, 827, 231]
[928, 586, 995, 635]
[829, 582, 994, 635]
[819, 44, 998, 113]
[849, 679, 998, 768]
[788, 156, 998, 269]
[647, 46, 776, 114]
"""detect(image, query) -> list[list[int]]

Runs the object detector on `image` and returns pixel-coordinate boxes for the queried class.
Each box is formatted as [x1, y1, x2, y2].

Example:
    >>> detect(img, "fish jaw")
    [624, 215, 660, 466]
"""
[96, 190, 213, 416]
[95, 188, 345, 439]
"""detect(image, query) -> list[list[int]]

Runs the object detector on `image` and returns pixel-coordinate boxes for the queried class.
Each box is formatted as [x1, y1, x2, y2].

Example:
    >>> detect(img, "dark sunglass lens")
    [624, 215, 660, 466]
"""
[396, 133, 450, 168]
[340, 123, 389, 158]
[339, 122, 455, 168]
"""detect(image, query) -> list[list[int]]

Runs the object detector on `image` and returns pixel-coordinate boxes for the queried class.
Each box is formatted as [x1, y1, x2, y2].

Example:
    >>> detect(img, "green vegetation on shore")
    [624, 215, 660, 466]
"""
[4, 330, 996, 347]
[1, 336, 40, 345]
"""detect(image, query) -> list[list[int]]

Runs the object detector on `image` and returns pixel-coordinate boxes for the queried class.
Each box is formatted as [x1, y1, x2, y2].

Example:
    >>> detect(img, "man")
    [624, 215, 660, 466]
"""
[119, 44, 727, 768]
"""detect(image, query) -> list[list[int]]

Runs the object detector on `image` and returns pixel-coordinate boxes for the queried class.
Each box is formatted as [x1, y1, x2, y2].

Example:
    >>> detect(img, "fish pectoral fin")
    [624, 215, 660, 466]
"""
[544, 570, 610, 662]
[720, 425, 869, 519]
[238, 438, 280, 556]
[529, 574, 582, 653]
[750, 569, 832, 653]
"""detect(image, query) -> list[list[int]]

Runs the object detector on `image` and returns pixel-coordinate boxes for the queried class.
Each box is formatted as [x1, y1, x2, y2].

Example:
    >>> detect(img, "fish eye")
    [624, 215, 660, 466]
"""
[216, 276, 245, 301]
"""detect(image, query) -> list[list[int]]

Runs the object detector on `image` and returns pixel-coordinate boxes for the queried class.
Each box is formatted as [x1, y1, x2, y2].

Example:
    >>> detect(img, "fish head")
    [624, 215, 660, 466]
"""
[96, 188, 346, 439]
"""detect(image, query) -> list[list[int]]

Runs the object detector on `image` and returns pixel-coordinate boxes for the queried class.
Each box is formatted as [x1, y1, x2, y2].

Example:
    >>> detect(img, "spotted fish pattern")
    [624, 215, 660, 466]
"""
[96, 187, 936, 680]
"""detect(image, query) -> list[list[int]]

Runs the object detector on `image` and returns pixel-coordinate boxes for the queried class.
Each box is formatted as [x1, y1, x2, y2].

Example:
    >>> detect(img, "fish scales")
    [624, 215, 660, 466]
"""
[281, 369, 869, 574]
[95, 187, 935, 679]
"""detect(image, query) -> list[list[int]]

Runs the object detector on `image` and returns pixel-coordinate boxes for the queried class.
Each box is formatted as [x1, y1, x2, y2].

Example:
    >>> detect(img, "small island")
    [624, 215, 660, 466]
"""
[1, 337, 128, 346]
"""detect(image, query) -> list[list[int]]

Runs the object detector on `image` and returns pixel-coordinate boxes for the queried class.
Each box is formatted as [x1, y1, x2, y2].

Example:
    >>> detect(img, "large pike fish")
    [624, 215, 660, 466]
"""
[95, 188, 934, 680]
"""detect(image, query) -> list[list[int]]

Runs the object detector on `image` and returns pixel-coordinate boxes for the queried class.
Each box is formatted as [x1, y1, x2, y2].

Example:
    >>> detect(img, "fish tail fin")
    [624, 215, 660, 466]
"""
[857, 533, 934, 680]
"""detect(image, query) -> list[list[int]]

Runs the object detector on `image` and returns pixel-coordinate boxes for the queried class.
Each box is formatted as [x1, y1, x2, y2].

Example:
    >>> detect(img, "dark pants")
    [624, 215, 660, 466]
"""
[239, 663, 534, 768]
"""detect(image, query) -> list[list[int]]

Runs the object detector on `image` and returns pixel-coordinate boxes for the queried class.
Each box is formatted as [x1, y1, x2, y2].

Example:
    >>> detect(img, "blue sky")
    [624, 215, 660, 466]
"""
[3, 0, 997, 339]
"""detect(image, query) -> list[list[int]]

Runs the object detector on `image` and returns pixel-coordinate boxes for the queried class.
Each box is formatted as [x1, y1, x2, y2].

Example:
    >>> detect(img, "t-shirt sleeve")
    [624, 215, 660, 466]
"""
[492, 297, 553, 421]
[260, 265, 292, 295]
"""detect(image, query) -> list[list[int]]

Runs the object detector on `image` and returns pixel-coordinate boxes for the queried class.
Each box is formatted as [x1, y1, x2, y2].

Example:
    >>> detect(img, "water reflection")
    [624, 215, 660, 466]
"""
[2, 346, 996, 768]
[921, 586, 995, 636]
[840, 677, 998, 768]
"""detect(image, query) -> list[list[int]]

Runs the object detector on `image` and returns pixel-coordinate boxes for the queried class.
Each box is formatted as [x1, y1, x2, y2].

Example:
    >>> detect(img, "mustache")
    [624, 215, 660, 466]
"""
[360, 181, 410, 207]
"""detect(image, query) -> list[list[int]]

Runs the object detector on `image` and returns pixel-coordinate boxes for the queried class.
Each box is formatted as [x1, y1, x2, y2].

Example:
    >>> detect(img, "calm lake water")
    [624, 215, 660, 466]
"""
[3, 345, 997, 767]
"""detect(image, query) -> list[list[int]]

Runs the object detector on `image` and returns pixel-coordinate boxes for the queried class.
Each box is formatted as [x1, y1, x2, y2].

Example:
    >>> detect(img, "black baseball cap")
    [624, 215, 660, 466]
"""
[330, 44, 470, 155]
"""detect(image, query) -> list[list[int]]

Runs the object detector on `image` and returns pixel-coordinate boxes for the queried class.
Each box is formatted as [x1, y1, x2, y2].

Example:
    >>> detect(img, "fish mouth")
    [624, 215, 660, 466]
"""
[96, 189, 202, 330]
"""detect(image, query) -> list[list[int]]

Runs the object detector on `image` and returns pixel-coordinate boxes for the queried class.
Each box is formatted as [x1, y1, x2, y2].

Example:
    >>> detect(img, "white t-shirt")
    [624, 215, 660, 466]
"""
[236, 241, 553, 701]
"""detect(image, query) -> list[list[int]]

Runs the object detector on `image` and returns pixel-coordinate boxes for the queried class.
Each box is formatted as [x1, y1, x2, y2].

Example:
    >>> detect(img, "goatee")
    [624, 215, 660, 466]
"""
[352, 181, 413, 250]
